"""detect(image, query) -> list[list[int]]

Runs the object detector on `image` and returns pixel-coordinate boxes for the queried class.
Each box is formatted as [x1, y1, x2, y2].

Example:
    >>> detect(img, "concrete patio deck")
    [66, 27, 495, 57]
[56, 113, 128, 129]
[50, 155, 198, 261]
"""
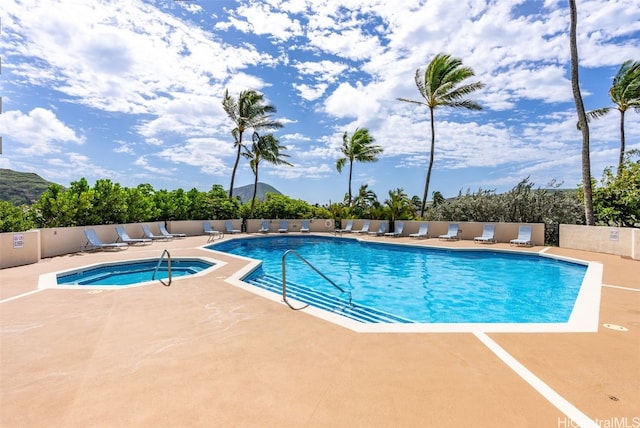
[1, 234, 638, 427]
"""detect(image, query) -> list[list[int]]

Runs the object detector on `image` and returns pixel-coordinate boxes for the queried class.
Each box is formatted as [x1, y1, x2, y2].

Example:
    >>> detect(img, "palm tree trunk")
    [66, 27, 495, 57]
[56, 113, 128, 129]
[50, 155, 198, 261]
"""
[618, 109, 626, 174]
[251, 163, 259, 216]
[348, 160, 354, 206]
[420, 107, 436, 217]
[569, 0, 595, 225]
[228, 131, 244, 199]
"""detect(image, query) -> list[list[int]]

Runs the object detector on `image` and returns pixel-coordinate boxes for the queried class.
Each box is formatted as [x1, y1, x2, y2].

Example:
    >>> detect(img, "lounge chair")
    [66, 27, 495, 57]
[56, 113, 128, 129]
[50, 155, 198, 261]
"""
[335, 220, 353, 234]
[203, 222, 223, 242]
[474, 224, 496, 244]
[353, 220, 370, 234]
[409, 222, 429, 239]
[278, 220, 289, 233]
[158, 223, 186, 239]
[225, 221, 241, 234]
[82, 229, 128, 251]
[439, 223, 460, 240]
[300, 220, 310, 233]
[142, 224, 173, 241]
[259, 220, 270, 233]
[368, 222, 387, 236]
[115, 226, 152, 245]
[510, 226, 533, 246]
[384, 221, 404, 237]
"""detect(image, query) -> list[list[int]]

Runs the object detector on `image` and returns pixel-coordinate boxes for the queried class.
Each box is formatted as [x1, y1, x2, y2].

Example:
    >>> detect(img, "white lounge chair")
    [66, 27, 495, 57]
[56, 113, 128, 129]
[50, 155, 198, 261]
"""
[225, 221, 241, 234]
[203, 222, 223, 242]
[368, 222, 387, 236]
[300, 220, 310, 233]
[82, 229, 128, 251]
[336, 220, 353, 234]
[510, 226, 533, 246]
[409, 222, 429, 239]
[439, 223, 459, 240]
[115, 226, 151, 245]
[142, 224, 172, 241]
[278, 220, 289, 233]
[158, 223, 186, 239]
[353, 221, 370, 234]
[474, 224, 496, 244]
[384, 221, 404, 237]
[259, 220, 270, 233]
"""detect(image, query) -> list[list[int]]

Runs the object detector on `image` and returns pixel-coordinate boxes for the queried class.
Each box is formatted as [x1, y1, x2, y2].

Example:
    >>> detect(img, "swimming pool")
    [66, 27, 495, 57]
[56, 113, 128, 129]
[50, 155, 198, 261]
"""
[55, 258, 215, 286]
[209, 236, 591, 325]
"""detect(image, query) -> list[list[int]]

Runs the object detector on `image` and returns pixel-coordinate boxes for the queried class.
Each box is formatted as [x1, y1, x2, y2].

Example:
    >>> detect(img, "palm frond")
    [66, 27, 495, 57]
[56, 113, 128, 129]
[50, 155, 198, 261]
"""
[397, 97, 426, 106]
[586, 108, 612, 120]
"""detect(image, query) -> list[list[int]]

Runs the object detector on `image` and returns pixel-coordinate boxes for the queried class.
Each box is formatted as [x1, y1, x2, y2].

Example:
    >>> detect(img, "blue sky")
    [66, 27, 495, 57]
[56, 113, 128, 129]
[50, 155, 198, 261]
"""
[1, 0, 639, 205]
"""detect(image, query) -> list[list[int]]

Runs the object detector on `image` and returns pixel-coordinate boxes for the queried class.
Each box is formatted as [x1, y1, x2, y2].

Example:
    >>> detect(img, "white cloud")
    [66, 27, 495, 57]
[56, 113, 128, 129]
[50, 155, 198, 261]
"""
[0, 108, 84, 155]
[292, 83, 328, 101]
[324, 81, 381, 120]
[225, 3, 303, 41]
[135, 155, 175, 175]
[155, 137, 232, 176]
[2, 0, 637, 201]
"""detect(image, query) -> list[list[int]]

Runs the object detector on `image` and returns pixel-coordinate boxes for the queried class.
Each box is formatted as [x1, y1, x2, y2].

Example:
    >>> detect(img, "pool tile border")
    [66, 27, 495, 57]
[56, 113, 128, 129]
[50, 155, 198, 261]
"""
[211, 236, 603, 334]
[37, 256, 226, 290]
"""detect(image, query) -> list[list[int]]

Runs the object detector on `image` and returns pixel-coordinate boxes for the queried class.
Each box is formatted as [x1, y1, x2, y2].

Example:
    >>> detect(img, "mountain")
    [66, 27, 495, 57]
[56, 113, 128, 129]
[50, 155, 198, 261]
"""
[232, 182, 282, 203]
[0, 169, 284, 206]
[0, 169, 57, 205]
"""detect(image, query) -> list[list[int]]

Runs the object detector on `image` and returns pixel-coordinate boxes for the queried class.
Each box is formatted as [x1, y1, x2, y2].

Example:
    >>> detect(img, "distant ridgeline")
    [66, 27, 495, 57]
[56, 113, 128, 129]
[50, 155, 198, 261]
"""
[0, 169, 283, 206]
[232, 182, 283, 203]
[0, 169, 58, 205]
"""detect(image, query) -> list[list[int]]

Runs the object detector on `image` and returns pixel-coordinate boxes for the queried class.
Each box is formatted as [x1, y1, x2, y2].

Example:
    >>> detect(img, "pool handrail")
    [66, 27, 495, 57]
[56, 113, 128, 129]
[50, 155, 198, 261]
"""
[281, 249, 352, 310]
[152, 249, 172, 287]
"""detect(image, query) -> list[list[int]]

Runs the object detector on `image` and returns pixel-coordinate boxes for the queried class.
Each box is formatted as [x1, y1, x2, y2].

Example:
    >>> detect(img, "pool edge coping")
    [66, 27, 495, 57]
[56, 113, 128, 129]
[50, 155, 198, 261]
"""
[37, 256, 227, 290]
[208, 235, 603, 334]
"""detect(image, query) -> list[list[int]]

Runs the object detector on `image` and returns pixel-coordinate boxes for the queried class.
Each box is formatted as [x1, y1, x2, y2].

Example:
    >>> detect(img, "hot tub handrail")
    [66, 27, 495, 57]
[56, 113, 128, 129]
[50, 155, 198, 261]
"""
[153, 249, 172, 287]
[281, 249, 351, 310]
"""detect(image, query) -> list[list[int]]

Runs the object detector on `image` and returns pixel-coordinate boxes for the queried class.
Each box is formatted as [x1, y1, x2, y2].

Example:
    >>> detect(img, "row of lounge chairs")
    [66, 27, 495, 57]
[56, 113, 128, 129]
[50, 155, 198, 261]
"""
[83, 220, 534, 251]
[335, 220, 533, 246]
[82, 223, 187, 251]
[204, 220, 312, 238]
[258, 220, 310, 233]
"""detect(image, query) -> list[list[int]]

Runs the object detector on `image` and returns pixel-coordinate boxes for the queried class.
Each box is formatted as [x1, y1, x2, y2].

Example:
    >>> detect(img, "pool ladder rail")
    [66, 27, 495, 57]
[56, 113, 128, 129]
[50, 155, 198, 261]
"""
[152, 249, 172, 286]
[281, 249, 352, 310]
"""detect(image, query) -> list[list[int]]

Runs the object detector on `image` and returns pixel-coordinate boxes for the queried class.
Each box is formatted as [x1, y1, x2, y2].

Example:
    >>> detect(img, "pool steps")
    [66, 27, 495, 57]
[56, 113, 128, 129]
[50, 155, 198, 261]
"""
[245, 274, 414, 323]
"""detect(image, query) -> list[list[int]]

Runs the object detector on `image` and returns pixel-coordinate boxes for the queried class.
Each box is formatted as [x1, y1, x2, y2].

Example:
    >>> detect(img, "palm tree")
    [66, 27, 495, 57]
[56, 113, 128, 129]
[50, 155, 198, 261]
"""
[243, 132, 292, 215]
[398, 53, 485, 218]
[431, 191, 446, 207]
[336, 128, 383, 206]
[351, 184, 378, 218]
[222, 89, 283, 199]
[385, 188, 413, 224]
[585, 60, 640, 173]
[569, 0, 595, 225]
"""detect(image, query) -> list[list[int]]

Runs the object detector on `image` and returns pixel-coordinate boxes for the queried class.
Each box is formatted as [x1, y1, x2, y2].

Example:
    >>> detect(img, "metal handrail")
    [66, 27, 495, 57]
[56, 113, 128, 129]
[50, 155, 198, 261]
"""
[153, 249, 172, 287]
[281, 249, 352, 310]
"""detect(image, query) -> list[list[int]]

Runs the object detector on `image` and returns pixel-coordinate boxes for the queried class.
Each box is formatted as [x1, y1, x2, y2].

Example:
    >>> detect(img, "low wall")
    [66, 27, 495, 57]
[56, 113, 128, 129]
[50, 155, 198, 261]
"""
[38, 221, 243, 259]
[0, 230, 41, 269]
[5, 220, 636, 269]
[0, 219, 333, 268]
[560, 224, 640, 260]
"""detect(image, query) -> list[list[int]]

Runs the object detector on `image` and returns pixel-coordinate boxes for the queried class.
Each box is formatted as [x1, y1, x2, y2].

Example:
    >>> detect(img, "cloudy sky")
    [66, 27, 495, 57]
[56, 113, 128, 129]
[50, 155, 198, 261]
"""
[1, 0, 639, 205]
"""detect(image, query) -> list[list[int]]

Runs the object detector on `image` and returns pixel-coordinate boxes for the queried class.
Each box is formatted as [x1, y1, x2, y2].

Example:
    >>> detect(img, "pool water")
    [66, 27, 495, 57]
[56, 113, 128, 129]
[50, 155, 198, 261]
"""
[57, 259, 214, 286]
[209, 236, 587, 323]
